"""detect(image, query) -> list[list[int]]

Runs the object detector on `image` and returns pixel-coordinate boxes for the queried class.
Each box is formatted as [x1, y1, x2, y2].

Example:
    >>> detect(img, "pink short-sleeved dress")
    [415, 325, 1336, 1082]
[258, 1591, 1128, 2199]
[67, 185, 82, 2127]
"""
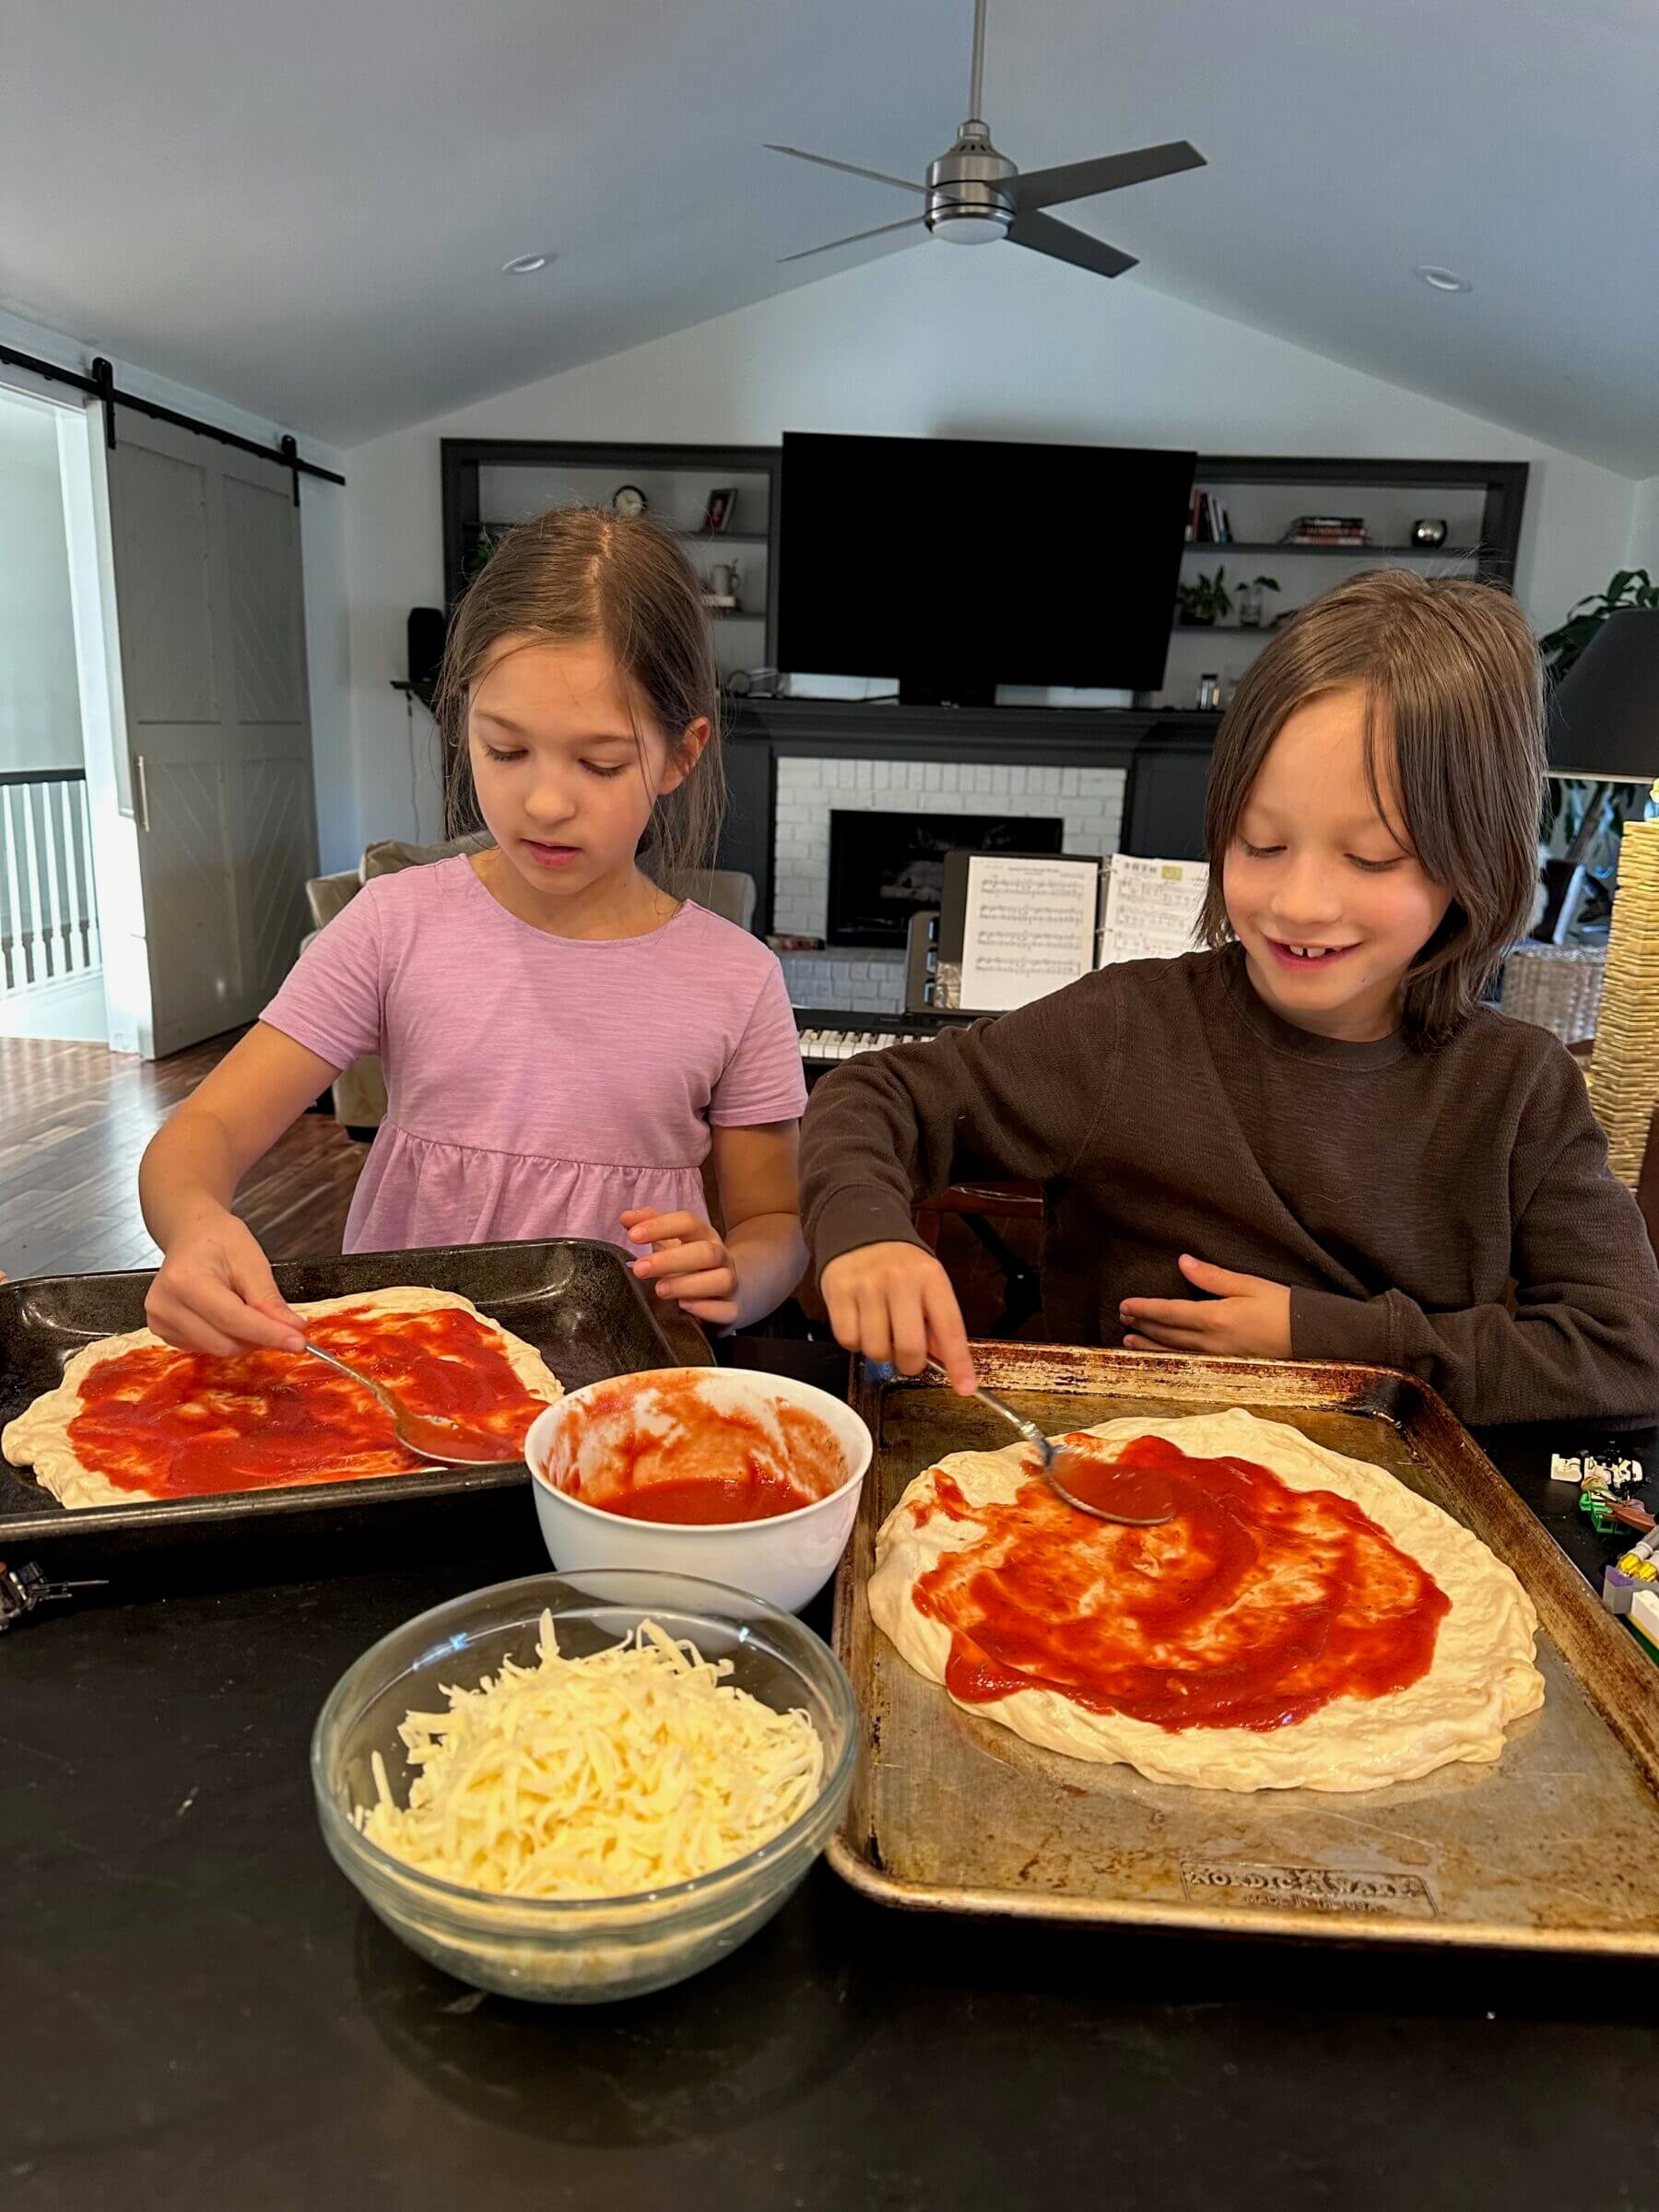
[262, 858, 806, 1255]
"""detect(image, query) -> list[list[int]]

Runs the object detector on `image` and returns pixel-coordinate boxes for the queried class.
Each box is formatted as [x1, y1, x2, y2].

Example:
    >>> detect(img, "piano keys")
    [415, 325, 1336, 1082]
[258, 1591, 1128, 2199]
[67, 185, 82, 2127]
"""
[793, 1006, 968, 1069]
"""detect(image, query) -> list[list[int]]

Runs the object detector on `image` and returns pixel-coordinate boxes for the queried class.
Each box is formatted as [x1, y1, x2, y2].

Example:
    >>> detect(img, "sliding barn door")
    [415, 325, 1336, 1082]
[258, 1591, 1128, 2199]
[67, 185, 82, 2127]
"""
[104, 413, 317, 1056]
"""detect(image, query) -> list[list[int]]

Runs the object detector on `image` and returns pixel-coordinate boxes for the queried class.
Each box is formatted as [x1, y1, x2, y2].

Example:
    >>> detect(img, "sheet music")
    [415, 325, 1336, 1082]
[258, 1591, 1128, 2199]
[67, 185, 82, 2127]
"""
[1097, 854, 1210, 965]
[958, 854, 1100, 1012]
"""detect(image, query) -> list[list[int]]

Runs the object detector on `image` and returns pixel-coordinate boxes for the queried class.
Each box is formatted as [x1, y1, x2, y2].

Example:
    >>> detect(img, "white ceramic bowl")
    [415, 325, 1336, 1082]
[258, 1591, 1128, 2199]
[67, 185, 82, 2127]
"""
[525, 1366, 871, 1613]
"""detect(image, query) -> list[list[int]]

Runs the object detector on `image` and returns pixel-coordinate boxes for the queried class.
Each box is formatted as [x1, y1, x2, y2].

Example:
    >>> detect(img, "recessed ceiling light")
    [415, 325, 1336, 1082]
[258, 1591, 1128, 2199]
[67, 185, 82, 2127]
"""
[1414, 264, 1471, 294]
[501, 253, 552, 276]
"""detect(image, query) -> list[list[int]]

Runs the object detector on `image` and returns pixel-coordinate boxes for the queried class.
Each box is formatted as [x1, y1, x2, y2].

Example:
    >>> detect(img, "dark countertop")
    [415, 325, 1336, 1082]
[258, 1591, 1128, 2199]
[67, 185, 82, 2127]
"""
[3, 1339, 1656, 2212]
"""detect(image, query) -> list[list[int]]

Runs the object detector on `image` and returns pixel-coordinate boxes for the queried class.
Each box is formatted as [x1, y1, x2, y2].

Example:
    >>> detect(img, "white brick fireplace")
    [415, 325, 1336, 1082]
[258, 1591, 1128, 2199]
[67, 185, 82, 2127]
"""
[771, 756, 1126, 938]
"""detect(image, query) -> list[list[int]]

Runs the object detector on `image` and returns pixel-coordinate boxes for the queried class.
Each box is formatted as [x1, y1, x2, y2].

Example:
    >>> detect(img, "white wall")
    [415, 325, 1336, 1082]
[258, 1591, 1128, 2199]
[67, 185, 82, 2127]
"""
[1627, 477, 1659, 572]
[340, 245, 1645, 855]
[0, 387, 83, 772]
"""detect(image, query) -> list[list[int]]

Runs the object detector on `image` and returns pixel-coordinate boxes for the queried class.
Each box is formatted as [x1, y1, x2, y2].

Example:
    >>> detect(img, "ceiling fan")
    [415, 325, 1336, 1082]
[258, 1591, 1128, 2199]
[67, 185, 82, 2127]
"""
[768, 0, 1205, 277]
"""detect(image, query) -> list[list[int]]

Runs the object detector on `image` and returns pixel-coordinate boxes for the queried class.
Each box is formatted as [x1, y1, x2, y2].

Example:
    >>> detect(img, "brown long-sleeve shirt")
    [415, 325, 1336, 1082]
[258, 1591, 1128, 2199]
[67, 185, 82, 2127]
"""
[800, 945, 1659, 1428]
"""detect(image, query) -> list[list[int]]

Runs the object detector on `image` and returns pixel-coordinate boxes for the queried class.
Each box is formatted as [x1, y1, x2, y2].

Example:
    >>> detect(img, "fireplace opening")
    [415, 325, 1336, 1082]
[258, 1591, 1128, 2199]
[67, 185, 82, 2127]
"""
[825, 809, 1065, 947]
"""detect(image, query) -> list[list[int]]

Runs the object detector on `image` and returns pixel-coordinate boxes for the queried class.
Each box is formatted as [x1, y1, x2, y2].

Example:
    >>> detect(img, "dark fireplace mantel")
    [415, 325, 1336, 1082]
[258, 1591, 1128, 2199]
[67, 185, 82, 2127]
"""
[718, 698, 1218, 936]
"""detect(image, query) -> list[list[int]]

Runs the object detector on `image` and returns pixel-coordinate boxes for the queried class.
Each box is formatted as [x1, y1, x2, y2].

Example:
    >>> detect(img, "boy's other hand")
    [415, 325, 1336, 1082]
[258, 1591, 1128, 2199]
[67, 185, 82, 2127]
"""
[1119, 1254, 1292, 1359]
[819, 1242, 977, 1394]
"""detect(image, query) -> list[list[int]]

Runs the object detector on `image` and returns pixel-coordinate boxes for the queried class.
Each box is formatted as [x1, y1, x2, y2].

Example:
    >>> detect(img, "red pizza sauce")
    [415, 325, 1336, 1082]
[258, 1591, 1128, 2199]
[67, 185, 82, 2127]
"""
[66, 1305, 549, 1499]
[910, 1432, 1450, 1735]
[556, 1371, 846, 1525]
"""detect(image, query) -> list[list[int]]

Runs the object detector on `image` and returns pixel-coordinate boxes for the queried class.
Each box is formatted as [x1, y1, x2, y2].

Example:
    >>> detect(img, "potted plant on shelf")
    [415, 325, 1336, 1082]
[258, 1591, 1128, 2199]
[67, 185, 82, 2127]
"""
[1176, 568, 1230, 625]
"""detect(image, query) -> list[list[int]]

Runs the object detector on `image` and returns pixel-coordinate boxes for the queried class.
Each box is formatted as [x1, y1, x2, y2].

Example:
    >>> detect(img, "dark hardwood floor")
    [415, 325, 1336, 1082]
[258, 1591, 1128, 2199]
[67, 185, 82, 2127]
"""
[0, 1032, 365, 1282]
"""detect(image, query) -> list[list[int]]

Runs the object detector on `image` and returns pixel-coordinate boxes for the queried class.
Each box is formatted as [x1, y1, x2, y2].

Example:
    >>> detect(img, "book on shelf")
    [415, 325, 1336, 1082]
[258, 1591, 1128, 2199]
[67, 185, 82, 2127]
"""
[1185, 488, 1231, 544]
[1282, 514, 1370, 545]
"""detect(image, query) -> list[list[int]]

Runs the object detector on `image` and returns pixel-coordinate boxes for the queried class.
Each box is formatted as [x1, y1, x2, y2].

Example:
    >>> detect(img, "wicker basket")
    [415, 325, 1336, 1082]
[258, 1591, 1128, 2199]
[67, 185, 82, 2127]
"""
[1500, 942, 1607, 1045]
[1585, 817, 1659, 1188]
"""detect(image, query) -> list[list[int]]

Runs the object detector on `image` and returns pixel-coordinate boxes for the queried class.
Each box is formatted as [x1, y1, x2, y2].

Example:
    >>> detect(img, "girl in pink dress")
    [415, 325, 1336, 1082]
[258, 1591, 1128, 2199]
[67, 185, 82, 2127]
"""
[139, 510, 807, 1355]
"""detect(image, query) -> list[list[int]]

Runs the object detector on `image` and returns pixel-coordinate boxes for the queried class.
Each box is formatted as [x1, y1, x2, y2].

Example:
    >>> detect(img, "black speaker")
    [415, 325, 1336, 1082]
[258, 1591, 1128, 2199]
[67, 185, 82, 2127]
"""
[406, 606, 447, 693]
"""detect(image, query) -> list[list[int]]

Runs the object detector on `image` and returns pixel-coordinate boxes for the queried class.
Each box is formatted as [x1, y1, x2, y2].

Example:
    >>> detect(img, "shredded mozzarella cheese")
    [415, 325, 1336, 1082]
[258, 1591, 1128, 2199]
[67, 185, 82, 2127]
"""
[354, 1614, 824, 1899]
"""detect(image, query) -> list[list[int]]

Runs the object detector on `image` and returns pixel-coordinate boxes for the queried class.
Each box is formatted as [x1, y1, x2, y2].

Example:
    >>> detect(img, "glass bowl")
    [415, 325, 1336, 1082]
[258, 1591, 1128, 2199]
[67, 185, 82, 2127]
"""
[311, 1569, 859, 2004]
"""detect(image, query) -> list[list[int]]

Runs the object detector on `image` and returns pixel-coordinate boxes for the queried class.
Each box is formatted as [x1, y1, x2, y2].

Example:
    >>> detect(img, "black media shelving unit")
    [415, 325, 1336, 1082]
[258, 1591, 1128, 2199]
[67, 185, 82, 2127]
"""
[440, 440, 782, 683]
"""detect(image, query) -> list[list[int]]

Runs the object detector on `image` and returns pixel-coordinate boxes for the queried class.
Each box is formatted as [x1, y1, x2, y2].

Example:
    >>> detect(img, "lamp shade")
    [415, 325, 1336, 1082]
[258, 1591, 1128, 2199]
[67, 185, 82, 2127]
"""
[1547, 607, 1659, 781]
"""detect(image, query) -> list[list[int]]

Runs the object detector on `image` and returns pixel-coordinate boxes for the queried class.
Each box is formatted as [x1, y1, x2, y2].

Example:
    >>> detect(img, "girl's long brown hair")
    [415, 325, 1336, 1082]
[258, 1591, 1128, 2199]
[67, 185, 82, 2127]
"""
[432, 506, 726, 881]
[1198, 569, 1546, 1046]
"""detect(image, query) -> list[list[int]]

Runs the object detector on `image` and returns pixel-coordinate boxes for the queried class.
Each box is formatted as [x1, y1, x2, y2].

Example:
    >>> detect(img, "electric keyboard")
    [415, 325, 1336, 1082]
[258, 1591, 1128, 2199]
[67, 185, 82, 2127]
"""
[793, 1006, 968, 1067]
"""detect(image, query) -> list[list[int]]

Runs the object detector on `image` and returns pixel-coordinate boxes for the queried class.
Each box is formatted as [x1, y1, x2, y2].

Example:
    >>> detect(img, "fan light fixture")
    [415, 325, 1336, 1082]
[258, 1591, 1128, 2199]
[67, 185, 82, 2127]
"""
[769, 0, 1204, 281]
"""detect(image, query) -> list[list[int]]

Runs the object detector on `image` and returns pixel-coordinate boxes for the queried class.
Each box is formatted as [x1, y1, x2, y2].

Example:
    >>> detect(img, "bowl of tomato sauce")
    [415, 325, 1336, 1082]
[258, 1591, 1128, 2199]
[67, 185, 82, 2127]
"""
[525, 1368, 872, 1613]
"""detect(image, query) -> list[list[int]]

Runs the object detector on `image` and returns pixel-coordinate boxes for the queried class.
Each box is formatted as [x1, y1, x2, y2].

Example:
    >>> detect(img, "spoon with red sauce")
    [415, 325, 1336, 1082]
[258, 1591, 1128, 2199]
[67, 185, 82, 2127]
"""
[868, 1360, 1176, 1527]
[300, 1343, 518, 1467]
[961, 1382, 1176, 1527]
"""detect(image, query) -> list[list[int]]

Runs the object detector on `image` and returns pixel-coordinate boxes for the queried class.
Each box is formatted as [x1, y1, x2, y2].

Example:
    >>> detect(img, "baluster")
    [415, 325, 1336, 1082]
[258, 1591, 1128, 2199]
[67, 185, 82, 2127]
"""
[66, 778, 92, 971]
[0, 785, 16, 992]
[53, 781, 77, 977]
[80, 780, 101, 970]
[9, 782, 38, 986]
[20, 787, 51, 977]
[38, 781, 70, 981]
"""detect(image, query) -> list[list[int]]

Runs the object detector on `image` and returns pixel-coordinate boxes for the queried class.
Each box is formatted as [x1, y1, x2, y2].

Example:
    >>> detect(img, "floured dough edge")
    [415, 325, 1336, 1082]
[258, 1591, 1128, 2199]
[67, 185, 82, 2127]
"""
[2, 1286, 564, 1511]
[868, 1406, 1545, 1794]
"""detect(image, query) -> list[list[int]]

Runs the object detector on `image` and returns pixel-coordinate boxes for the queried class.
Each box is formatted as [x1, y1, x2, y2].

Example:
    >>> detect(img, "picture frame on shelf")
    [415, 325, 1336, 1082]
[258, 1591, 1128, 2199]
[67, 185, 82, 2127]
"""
[702, 487, 737, 535]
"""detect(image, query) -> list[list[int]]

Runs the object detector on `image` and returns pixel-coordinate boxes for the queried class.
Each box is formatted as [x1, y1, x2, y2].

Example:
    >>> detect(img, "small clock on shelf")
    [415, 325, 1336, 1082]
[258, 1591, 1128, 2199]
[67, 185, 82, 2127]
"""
[611, 484, 648, 518]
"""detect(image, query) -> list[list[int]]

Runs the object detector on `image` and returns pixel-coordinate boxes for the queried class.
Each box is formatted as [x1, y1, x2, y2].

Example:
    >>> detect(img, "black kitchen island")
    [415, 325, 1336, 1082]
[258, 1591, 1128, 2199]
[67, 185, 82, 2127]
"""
[4, 1339, 1653, 2212]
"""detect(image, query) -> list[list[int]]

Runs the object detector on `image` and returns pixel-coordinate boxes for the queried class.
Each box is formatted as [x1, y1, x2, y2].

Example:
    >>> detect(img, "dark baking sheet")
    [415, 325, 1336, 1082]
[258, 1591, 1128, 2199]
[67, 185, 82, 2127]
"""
[0, 1238, 710, 1572]
[830, 1344, 1659, 1956]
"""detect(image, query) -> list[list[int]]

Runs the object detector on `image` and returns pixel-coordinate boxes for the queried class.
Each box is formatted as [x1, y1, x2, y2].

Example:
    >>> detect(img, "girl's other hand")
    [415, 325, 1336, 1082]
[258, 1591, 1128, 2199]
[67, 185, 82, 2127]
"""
[1119, 1253, 1292, 1359]
[818, 1241, 977, 1394]
[145, 1211, 308, 1358]
[622, 1208, 740, 1325]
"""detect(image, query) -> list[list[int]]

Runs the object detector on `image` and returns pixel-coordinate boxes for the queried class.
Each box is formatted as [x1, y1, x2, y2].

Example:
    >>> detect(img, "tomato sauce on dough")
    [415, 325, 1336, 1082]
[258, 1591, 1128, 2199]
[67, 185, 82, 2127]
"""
[67, 1306, 547, 1498]
[911, 1433, 1450, 1734]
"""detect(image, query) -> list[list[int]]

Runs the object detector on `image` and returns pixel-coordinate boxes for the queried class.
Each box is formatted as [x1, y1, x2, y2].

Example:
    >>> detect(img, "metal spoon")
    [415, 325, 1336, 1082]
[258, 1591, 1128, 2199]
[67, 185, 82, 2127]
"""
[865, 1359, 1174, 1527]
[953, 1377, 1175, 1527]
[301, 1343, 521, 1468]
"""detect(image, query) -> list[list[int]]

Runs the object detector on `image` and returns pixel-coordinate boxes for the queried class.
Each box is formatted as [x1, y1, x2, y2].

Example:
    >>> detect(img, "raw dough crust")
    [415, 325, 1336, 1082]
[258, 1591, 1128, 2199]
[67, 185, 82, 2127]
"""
[2, 1287, 563, 1509]
[870, 1406, 1544, 1793]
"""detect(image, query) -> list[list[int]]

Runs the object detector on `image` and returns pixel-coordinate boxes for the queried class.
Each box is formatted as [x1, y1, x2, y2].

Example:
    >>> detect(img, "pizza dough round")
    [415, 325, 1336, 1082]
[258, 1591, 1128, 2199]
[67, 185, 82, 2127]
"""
[3, 1287, 563, 1509]
[869, 1406, 1544, 1794]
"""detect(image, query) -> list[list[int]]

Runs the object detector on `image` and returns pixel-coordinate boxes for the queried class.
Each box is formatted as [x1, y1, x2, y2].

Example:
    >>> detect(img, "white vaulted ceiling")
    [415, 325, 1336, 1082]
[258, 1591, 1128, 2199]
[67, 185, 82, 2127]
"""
[3, 0, 1655, 468]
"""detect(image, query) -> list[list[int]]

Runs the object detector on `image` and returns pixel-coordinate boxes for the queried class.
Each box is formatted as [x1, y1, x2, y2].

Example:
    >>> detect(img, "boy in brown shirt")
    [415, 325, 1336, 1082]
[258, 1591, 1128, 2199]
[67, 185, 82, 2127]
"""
[801, 572, 1659, 1429]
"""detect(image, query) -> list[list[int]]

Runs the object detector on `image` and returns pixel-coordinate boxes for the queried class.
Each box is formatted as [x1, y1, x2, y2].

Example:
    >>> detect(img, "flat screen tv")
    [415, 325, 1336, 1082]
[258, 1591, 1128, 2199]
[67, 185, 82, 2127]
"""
[776, 429, 1195, 706]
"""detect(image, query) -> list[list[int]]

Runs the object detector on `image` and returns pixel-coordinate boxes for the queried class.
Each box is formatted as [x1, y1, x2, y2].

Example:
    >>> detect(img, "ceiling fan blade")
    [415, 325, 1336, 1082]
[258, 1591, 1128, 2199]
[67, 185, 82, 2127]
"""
[765, 145, 925, 194]
[1006, 209, 1137, 279]
[1015, 139, 1206, 214]
[779, 215, 928, 265]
